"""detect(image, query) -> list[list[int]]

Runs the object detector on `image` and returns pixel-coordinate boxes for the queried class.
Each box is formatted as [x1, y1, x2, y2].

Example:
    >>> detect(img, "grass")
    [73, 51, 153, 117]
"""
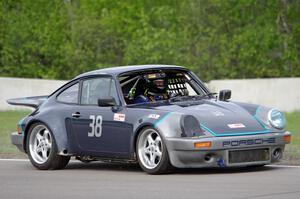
[0, 110, 299, 161]
[286, 112, 300, 145]
[0, 110, 30, 158]
[281, 111, 300, 165]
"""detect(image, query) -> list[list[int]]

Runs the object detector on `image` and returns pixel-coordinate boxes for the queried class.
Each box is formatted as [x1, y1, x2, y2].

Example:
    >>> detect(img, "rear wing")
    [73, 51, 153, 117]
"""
[7, 95, 48, 108]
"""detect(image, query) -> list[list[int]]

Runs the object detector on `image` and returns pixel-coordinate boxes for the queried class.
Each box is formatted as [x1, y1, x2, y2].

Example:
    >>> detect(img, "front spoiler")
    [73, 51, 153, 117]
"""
[165, 131, 291, 168]
[11, 132, 25, 152]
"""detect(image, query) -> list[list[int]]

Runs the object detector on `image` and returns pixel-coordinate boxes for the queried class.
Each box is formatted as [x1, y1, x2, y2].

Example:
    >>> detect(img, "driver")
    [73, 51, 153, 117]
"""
[134, 74, 169, 103]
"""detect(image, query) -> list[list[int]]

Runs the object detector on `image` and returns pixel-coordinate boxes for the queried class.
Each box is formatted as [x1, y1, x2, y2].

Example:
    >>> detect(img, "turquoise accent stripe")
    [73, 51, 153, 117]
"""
[154, 112, 172, 128]
[200, 123, 271, 137]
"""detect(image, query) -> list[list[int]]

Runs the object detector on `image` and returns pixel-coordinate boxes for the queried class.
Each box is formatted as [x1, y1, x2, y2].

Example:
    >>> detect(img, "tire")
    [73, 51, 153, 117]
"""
[26, 122, 70, 170]
[136, 127, 173, 174]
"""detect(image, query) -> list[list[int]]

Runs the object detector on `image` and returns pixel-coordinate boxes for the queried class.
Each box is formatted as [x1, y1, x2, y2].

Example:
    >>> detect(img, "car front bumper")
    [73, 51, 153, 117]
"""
[11, 132, 25, 152]
[165, 131, 291, 168]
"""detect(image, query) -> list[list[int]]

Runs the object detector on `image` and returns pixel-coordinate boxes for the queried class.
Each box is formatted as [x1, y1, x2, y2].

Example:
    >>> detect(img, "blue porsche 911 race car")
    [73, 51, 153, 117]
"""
[8, 65, 291, 174]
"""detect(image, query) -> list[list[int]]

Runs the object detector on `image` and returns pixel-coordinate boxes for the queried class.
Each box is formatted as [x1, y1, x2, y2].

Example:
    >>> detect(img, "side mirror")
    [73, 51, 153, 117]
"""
[219, 90, 231, 101]
[98, 97, 117, 107]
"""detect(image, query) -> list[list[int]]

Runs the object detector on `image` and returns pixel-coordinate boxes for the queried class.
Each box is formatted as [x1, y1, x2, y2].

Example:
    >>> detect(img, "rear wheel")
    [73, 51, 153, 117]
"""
[26, 123, 70, 170]
[136, 127, 173, 174]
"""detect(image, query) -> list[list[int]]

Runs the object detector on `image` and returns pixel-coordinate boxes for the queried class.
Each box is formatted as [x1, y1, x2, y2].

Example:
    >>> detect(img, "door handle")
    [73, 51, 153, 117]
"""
[72, 112, 81, 118]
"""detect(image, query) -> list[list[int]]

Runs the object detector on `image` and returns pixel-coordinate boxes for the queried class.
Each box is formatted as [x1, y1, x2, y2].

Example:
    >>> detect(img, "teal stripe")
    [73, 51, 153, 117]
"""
[200, 123, 271, 137]
[154, 112, 172, 128]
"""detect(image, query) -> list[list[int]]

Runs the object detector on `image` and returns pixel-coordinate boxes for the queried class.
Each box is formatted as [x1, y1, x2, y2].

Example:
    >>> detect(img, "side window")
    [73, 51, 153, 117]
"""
[185, 82, 198, 96]
[57, 83, 79, 104]
[81, 77, 119, 105]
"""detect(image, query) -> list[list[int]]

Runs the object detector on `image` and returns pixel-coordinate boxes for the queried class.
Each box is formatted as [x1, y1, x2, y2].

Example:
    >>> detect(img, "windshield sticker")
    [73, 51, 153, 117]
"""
[227, 123, 246, 129]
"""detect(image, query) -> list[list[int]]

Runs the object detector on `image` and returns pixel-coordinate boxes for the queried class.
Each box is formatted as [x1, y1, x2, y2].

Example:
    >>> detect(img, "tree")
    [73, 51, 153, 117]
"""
[0, 0, 299, 80]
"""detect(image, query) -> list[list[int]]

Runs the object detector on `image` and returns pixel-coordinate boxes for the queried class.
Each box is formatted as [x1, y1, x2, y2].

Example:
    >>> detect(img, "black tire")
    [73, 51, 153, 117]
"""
[136, 127, 173, 174]
[26, 122, 70, 170]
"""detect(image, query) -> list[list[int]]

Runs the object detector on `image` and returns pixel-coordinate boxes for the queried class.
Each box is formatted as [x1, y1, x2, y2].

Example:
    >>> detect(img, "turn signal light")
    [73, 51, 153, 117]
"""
[194, 141, 212, 149]
[17, 125, 22, 134]
[284, 135, 291, 143]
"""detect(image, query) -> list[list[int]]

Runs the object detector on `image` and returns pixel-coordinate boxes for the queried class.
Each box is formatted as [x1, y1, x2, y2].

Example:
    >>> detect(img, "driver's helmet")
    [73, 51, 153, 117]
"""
[152, 79, 166, 91]
[145, 73, 167, 92]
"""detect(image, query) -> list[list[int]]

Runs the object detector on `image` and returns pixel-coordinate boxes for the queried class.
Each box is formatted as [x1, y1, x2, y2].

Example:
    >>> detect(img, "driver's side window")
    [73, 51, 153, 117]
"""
[81, 77, 119, 105]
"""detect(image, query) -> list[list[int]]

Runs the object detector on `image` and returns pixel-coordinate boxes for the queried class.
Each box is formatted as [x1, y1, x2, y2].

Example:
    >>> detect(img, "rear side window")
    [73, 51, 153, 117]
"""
[57, 83, 79, 104]
[81, 77, 118, 105]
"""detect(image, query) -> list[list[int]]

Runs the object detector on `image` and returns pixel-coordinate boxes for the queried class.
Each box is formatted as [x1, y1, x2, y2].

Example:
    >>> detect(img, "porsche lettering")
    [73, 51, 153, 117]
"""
[222, 138, 276, 147]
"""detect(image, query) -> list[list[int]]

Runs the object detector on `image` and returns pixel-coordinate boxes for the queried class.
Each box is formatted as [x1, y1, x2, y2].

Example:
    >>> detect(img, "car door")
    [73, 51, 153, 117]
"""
[68, 76, 133, 158]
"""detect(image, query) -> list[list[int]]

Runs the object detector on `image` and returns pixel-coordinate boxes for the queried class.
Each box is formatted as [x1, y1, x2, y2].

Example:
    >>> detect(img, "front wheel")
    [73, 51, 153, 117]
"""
[136, 127, 173, 174]
[26, 123, 70, 170]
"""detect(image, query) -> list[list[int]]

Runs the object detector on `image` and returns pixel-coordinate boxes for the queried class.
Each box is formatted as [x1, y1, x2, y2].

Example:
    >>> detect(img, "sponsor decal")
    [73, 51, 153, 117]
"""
[148, 114, 160, 119]
[222, 137, 276, 147]
[114, 113, 125, 122]
[227, 123, 246, 128]
[212, 111, 225, 117]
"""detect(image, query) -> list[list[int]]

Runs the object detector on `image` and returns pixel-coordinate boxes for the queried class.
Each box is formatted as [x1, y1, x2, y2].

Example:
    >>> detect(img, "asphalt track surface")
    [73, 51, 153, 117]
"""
[0, 159, 300, 199]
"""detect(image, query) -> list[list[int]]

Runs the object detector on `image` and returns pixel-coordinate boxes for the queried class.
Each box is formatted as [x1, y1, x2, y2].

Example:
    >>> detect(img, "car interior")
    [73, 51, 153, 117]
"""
[118, 70, 201, 104]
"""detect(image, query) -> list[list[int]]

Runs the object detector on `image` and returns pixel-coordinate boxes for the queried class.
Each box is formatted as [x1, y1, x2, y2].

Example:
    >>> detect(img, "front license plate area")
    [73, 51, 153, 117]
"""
[229, 148, 270, 164]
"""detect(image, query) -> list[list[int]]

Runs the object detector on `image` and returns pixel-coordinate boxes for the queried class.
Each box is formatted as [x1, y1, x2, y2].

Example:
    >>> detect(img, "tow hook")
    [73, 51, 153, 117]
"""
[217, 158, 226, 167]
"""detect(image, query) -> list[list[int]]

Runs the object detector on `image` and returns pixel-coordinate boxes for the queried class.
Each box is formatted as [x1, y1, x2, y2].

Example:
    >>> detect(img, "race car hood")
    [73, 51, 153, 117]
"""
[139, 99, 270, 136]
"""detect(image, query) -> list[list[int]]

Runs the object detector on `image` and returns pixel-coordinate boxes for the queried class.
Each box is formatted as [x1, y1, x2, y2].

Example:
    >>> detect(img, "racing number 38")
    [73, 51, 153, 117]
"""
[88, 115, 102, 137]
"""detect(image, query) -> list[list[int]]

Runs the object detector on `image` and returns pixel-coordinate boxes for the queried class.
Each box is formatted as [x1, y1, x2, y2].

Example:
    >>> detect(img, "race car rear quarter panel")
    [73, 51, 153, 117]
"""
[23, 101, 75, 154]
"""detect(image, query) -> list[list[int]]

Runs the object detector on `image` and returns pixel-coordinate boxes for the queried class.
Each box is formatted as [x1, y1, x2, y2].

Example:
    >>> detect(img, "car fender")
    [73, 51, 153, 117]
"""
[153, 112, 183, 138]
[128, 110, 180, 157]
[24, 107, 70, 155]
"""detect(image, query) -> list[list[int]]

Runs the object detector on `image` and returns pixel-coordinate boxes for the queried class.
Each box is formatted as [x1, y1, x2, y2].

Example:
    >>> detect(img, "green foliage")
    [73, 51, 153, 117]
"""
[286, 111, 300, 145]
[0, 0, 299, 81]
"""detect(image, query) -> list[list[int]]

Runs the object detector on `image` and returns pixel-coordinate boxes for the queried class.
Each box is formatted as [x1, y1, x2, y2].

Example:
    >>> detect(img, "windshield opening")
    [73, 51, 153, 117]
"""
[118, 69, 209, 105]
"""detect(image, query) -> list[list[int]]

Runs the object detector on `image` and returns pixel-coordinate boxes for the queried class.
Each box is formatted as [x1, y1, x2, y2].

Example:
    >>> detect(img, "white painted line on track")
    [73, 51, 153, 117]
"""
[0, 158, 28, 161]
[267, 165, 300, 168]
[0, 158, 79, 162]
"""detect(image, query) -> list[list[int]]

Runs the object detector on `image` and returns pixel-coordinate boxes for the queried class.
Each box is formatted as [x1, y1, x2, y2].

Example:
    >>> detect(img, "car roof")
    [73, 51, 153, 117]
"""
[76, 65, 187, 78]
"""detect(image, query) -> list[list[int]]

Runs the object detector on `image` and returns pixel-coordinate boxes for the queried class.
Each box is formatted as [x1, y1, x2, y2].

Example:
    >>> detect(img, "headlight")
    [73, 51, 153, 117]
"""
[180, 115, 204, 137]
[268, 109, 286, 129]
